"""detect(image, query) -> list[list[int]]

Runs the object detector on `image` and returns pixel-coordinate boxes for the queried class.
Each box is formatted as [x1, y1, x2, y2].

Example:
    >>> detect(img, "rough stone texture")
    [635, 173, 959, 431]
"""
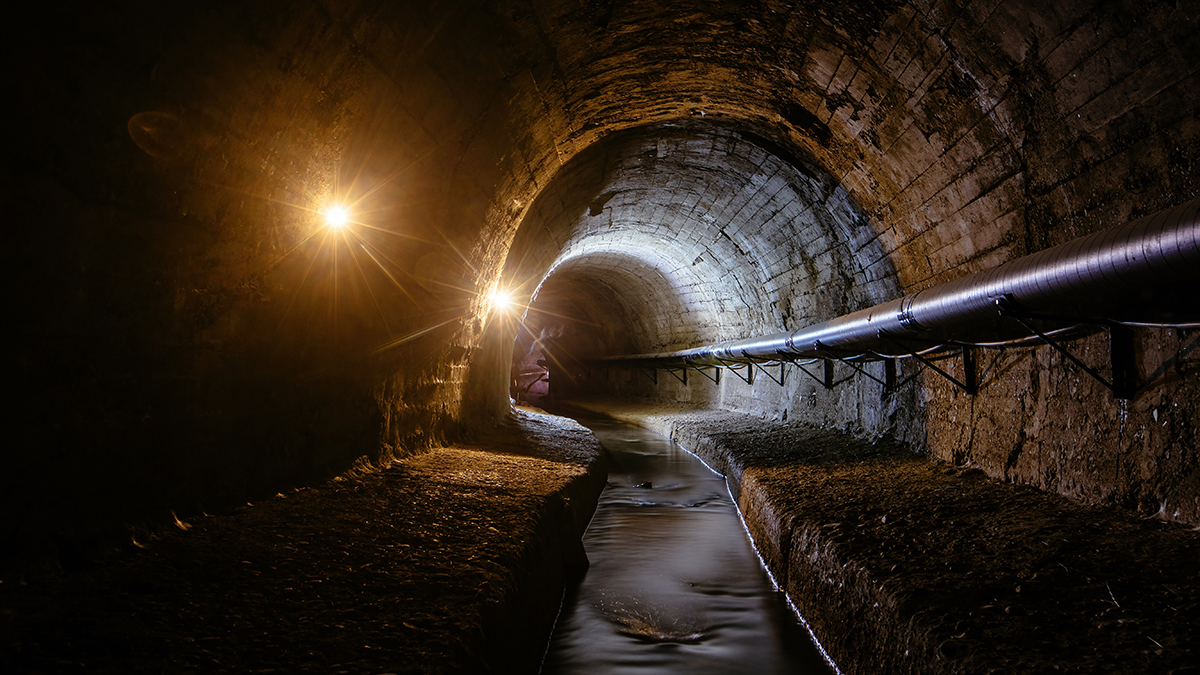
[5, 0, 1200, 566]
[506, 1, 1200, 526]
[575, 328, 1200, 525]
[572, 399, 1200, 675]
[0, 408, 607, 674]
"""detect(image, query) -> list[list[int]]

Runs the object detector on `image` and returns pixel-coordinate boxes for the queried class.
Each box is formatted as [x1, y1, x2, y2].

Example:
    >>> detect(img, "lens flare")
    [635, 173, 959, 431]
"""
[325, 206, 349, 229]
[489, 288, 515, 313]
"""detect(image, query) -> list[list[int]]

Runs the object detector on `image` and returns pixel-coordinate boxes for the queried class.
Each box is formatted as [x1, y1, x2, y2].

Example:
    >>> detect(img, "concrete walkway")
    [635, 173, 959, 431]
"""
[571, 399, 1200, 675]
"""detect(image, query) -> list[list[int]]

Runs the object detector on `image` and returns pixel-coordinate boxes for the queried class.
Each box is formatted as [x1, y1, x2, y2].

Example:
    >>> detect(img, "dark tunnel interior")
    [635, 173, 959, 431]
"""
[4, 0, 1200, 672]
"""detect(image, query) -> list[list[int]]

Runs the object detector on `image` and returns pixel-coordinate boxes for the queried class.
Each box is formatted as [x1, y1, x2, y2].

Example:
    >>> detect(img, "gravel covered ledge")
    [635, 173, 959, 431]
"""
[0, 408, 606, 674]
[570, 399, 1200, 675]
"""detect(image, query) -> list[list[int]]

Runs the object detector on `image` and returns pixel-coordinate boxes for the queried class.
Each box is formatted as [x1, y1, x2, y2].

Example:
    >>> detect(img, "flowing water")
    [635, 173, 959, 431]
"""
[541, 416, 836, 675]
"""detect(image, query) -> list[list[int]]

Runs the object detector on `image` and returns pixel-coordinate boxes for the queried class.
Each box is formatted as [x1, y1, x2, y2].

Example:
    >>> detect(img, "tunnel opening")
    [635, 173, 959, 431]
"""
[514, 254, 692, 406]
[512, 274, 628, 406]
[494, 118, 902, 430]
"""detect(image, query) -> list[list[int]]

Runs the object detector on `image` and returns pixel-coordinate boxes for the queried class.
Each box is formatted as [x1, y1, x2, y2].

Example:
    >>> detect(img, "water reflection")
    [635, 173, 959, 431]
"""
[542, 417, 835, 674]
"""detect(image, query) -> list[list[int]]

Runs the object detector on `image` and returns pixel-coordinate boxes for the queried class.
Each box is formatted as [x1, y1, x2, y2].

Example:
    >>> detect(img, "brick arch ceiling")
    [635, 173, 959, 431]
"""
[504, 121, 899, 358]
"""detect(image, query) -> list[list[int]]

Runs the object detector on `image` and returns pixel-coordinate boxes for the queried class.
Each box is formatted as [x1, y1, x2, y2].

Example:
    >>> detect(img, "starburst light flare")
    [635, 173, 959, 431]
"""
[325, 205, 349, 229]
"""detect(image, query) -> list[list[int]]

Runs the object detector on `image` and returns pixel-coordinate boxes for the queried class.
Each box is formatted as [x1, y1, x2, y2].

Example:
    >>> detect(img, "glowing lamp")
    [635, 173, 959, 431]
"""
[489, 288, 514, 313]
[325, 206, 349, 229]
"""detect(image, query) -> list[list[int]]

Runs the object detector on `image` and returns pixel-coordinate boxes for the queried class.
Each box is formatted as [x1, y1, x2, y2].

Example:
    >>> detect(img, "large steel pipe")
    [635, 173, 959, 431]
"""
[598, 198, 1200, 368]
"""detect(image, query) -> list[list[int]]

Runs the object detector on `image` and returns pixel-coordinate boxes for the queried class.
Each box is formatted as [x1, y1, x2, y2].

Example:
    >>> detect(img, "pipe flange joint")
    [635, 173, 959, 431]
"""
[898, 296, 922, 330]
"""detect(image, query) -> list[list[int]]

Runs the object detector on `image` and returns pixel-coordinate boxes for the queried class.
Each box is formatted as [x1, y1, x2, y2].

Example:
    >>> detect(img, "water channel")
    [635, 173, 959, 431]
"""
[541, 415, 836, 674]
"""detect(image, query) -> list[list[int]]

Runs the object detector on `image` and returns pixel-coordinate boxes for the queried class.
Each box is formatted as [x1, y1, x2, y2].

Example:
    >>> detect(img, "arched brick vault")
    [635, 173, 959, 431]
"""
[6, 0, 1200, 551]
[498, 120, 898, 362]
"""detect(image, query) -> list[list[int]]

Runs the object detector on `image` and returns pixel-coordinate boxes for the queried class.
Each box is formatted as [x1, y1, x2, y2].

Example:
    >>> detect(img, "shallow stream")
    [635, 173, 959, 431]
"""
[541, 416, 835, 674]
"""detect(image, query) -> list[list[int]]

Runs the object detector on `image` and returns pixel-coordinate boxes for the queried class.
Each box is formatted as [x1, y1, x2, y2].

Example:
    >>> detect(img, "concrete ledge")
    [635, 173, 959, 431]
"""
[576, 400, 1200, 675]
[0, 408, 606, 674]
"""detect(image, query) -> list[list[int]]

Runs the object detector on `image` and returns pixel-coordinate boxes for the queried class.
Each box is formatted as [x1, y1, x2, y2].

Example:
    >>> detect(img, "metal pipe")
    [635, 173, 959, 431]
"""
[596, 198, 1200, 368]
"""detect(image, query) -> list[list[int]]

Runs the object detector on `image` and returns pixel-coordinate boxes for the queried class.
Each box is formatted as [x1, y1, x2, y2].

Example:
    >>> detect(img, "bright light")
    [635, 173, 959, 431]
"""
[325, 206, 349, 229]
[489, 288, 515, 313]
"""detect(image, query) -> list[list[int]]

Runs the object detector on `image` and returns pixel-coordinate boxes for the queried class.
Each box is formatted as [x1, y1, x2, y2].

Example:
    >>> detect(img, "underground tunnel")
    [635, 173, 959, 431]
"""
[3, 0, 1200, 673]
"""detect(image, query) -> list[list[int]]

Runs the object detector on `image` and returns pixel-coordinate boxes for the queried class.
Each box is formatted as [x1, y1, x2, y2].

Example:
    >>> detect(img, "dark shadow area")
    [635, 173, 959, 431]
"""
[0, 410, 607, 675]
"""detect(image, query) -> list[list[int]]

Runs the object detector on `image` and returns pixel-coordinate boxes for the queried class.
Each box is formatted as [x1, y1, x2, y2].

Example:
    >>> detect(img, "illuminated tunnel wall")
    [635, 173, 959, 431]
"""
[6, 0, 1200, 560]
[502, 121, 905, 430]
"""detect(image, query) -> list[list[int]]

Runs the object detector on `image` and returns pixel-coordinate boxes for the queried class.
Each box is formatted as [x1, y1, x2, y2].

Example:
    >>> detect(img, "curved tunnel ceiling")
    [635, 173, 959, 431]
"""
[503, 121, 900, 357]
